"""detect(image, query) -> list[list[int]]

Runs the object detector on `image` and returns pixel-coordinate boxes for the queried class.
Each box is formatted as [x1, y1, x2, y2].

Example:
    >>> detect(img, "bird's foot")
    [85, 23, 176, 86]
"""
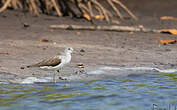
[59, 76, 67, 80]
[75, 70, 87, 75]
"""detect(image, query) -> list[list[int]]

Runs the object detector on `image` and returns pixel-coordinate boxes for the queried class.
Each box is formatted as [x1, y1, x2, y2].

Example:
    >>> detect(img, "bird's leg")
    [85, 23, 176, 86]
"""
[53, 71, 57, 83]
[53, 70, 60, 83]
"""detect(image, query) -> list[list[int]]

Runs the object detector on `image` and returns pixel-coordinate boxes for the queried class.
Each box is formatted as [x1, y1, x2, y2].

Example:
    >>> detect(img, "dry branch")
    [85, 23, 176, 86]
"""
[107, 0, 123, 20]
[112, 0, 138, 20]
[91, 0, 110, 22]
[29, 0, 39, 16]
[0, 0, 12, 13]
[50, 24, 159, 33]
[51, 0, 62, 16]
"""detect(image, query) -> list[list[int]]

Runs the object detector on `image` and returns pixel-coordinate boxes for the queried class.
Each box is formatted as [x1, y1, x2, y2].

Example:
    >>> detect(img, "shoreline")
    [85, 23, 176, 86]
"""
[0, 0, 177, 84]
[1, 65, 177, 84]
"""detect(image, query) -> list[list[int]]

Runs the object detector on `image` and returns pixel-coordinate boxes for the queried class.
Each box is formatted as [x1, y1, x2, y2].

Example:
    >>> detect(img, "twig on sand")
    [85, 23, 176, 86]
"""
[50, 24, 159, 33]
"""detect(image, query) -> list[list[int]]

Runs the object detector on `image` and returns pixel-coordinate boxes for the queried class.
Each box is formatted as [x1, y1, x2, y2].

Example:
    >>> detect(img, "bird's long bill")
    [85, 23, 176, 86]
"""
[73, 50, 83, 56]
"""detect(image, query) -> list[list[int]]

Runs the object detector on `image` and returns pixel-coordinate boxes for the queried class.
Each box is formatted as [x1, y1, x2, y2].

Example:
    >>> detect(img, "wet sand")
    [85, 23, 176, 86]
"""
[0, 0, 177, 83]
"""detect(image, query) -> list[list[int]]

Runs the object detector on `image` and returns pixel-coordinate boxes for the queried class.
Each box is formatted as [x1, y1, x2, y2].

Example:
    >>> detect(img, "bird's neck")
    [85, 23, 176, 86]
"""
[65, 52, 71, 57]
[65, 52, 71, 63]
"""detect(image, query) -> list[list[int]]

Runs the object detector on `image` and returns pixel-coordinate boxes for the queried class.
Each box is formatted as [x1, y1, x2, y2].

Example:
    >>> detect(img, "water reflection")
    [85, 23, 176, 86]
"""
[0, 72, 176, 110]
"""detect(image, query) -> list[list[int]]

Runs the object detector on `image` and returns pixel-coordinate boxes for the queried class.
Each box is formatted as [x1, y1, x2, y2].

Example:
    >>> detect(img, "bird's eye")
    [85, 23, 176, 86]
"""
[68, 48, 71, 50]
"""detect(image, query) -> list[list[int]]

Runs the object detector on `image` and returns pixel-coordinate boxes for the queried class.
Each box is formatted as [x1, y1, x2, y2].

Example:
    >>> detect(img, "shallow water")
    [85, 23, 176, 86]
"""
[0, 72, 177, 110]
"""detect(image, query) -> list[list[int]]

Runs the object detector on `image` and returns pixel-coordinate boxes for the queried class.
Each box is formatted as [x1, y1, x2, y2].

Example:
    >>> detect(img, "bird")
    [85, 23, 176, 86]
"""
[27, 47, 74, 83]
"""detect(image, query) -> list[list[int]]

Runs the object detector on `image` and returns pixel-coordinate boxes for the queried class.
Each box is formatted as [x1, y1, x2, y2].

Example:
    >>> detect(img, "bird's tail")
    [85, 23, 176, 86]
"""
[20, 64, 37, 69]
[26, 64, 39, 68]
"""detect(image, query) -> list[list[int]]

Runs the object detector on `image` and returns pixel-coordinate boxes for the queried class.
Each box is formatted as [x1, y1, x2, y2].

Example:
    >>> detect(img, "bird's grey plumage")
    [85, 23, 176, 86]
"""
[27, 56, 62, 68]
[26, 47, 74, 83]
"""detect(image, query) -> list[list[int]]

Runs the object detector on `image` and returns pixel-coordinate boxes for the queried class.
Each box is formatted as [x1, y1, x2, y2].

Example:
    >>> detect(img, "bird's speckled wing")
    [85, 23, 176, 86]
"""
[27, 56, 61, 68]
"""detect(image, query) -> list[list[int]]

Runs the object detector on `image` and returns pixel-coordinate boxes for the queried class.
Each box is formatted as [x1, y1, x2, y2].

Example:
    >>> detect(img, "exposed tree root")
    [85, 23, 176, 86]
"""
[0, 0, 138, 23]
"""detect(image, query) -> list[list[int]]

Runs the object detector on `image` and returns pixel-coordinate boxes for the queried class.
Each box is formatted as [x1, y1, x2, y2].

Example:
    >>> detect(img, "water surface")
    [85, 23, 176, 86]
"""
[0, 72, 177, 110]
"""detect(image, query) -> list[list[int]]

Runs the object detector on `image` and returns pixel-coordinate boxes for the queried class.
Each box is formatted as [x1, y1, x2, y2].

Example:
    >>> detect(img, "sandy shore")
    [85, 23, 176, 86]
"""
[0, 0, 177, 84]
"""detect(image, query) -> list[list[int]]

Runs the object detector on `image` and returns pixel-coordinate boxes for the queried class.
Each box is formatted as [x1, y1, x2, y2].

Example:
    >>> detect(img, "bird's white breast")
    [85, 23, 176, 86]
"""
[61, 53, 71, 65]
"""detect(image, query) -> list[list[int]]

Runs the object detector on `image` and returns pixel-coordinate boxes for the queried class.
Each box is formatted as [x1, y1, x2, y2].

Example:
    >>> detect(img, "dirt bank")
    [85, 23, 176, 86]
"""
[0, 0, 176, 83]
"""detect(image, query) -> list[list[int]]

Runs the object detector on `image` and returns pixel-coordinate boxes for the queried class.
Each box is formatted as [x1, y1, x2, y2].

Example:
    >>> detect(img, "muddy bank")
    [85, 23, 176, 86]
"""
[0, 0, 177, 84]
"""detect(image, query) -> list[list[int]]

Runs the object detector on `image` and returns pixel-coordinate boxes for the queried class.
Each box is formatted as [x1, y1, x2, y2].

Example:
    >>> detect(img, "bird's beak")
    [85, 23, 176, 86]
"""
[73, 50, 84, 56]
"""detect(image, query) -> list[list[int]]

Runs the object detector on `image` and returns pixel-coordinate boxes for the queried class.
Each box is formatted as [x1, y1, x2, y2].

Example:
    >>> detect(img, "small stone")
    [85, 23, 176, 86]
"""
[75, 71, 79, 74]
[43, 47, 46, 50]
[80, 70, 87, 74]
[80, 49, 85, 52]
[169, 63, 176, 67]
[23, 23, 30, 28]
[77, 63, 84, 68]
[59, 76, 67, 80]
[20, 67, 25, 69]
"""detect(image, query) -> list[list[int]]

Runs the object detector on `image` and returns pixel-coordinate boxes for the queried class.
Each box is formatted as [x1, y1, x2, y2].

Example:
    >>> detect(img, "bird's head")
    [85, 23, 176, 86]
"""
[65, 47, 83, 56]
[65, 47, 74, 54]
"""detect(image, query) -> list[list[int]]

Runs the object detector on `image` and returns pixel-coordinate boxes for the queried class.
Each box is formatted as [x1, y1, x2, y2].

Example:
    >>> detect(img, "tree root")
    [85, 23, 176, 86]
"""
[0, 0, 138, 23]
